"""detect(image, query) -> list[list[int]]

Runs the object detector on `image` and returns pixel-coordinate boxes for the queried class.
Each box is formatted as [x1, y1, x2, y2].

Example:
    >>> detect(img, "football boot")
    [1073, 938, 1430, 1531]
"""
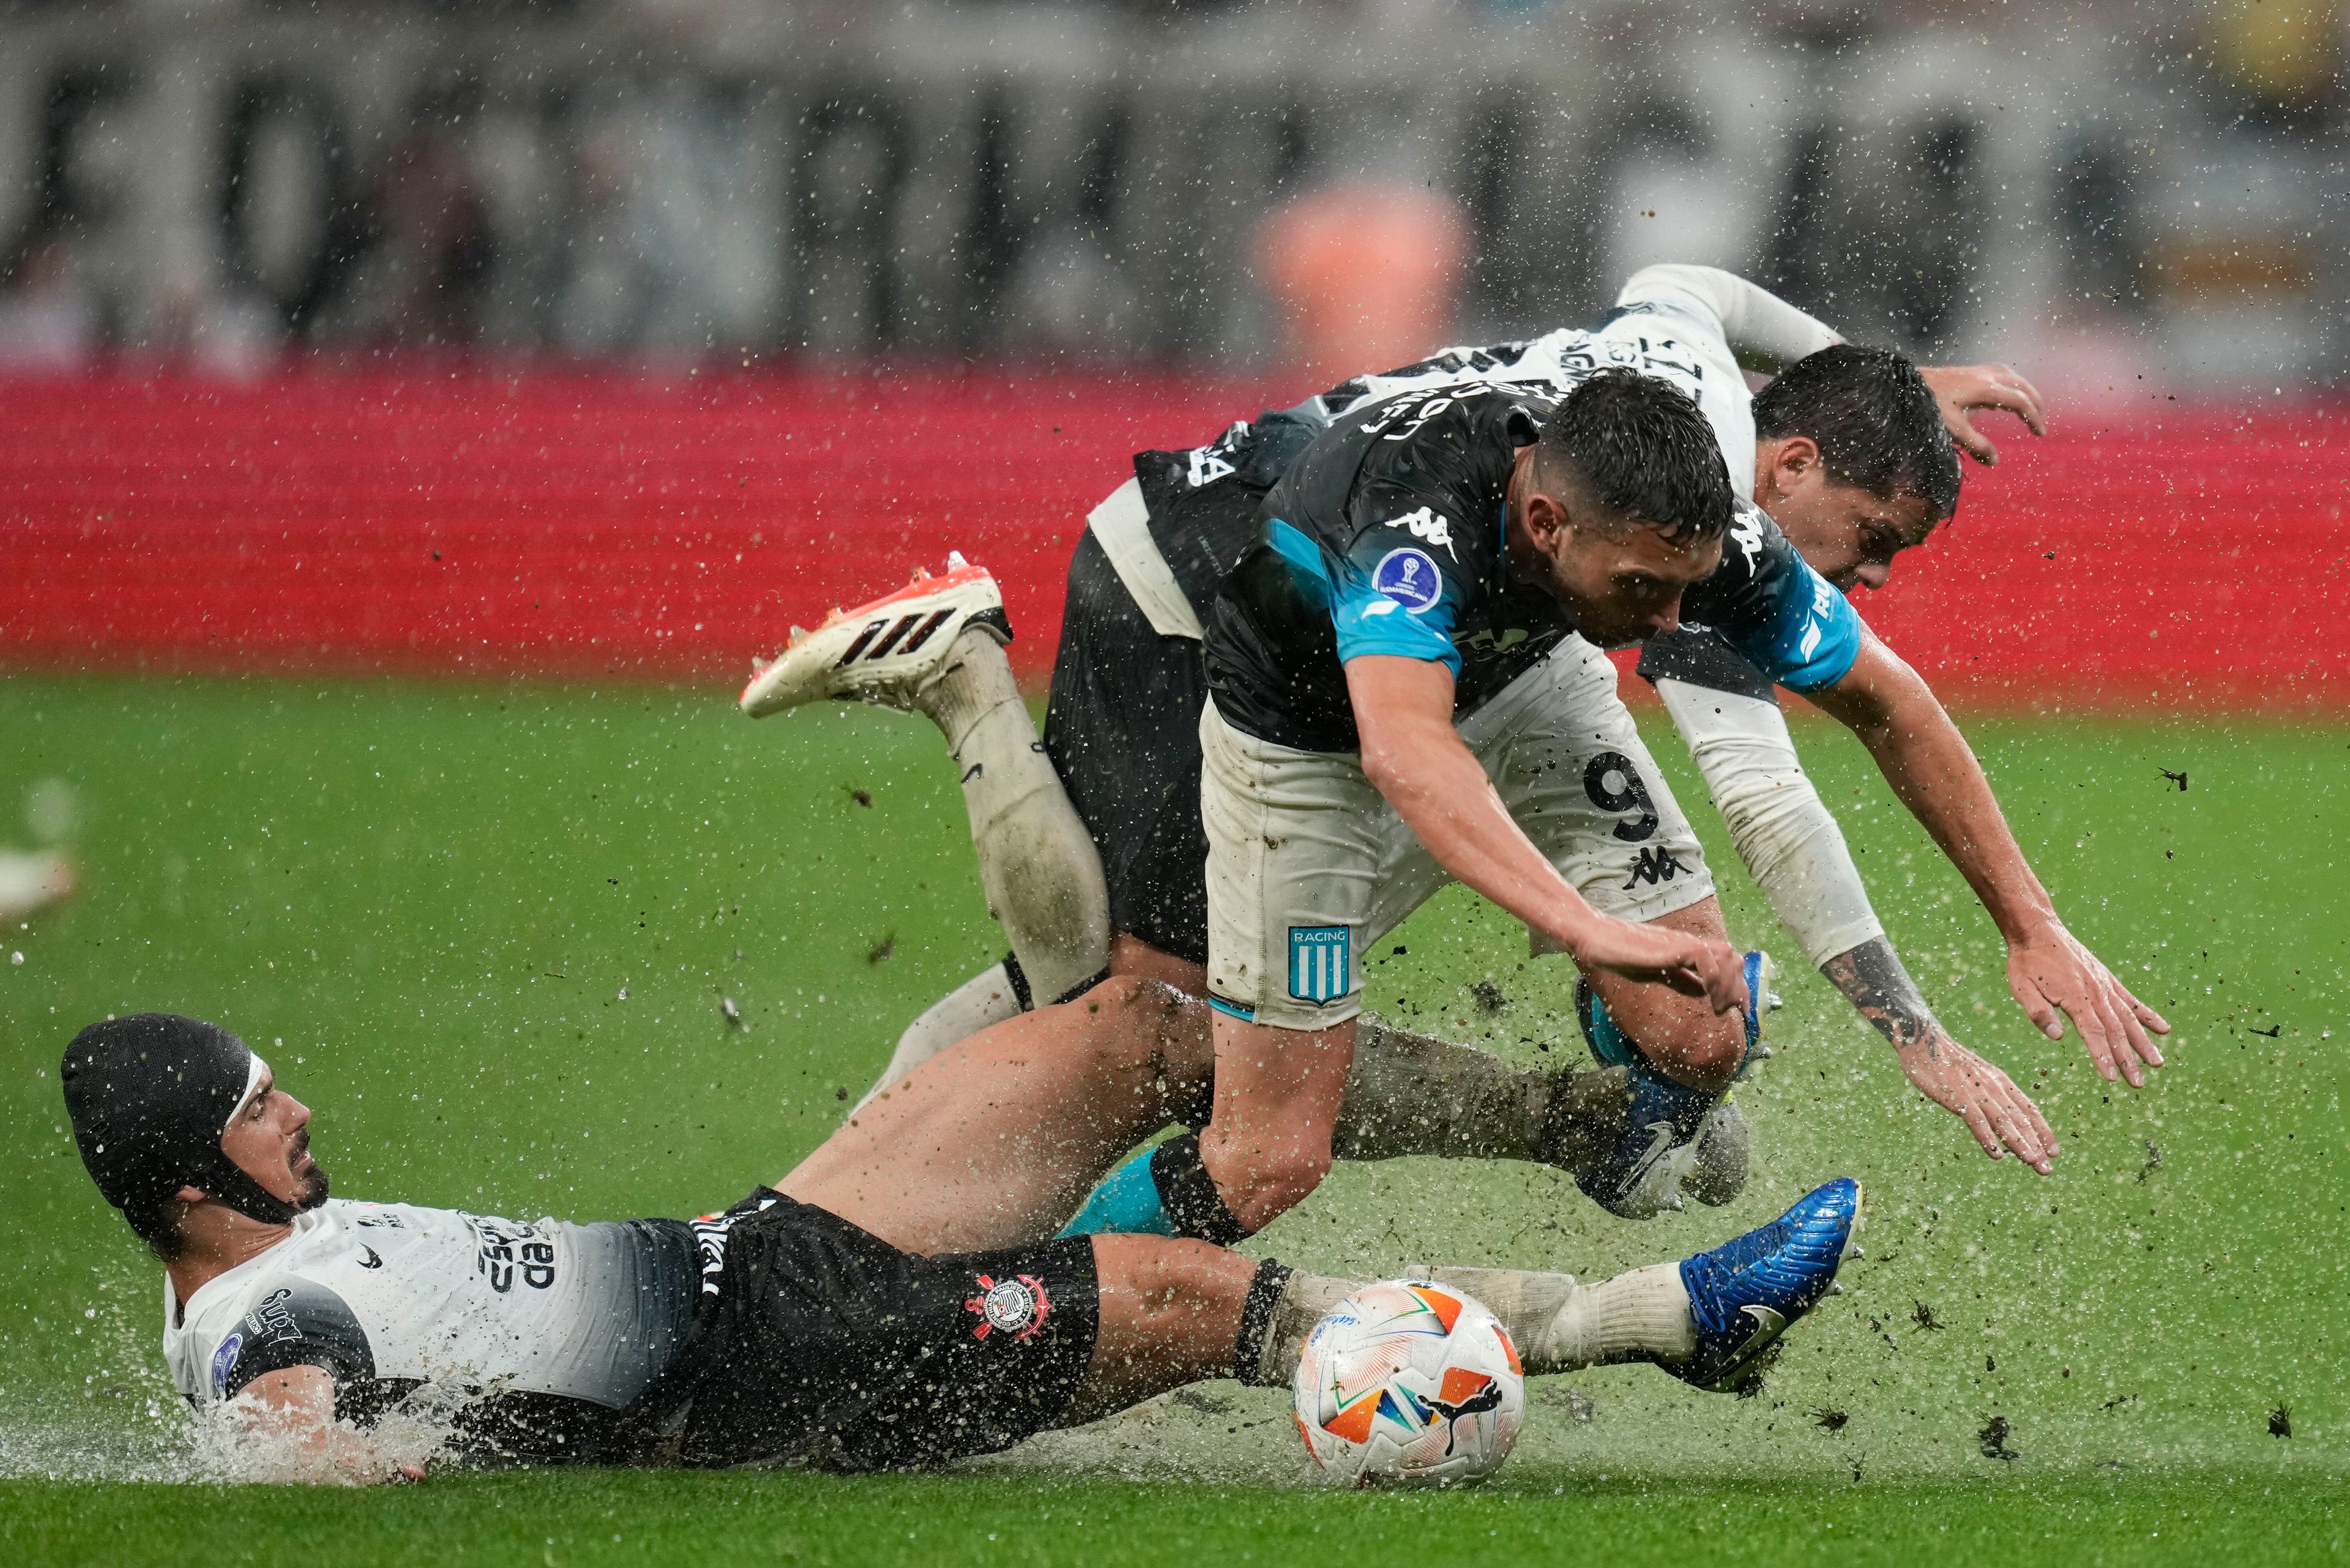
[1668, 1175, 1863, 1394]
[1572, 951, 1779, 1217]
[0, 849, 74, 924]
[740, 553, 1010, 718]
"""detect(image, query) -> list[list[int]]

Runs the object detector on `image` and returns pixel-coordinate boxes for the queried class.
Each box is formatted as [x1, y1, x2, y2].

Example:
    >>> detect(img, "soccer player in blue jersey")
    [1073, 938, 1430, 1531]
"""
[745, 267, 2158, 1233]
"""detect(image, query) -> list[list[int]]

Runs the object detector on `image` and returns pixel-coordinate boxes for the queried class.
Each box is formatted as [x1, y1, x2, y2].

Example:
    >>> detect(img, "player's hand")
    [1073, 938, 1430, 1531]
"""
[2006, 920, 2169, 1088]
[1896, 1031, 2058, 1174]
[1919, 364, 2046, 466]
[1568, 917, 1747, 1016]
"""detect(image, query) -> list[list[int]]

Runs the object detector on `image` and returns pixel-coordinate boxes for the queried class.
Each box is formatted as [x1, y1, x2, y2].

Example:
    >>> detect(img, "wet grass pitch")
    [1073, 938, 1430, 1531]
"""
[2, 673, 2343, 1564]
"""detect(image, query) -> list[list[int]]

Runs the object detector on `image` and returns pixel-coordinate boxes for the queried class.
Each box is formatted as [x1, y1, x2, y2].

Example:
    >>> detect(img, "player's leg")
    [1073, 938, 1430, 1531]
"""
[1184, 696, 1398, 1240]
[674, 1181, 1849, 1470]
[1371, 637, 1753, 1217]
[1083, 1173, 1863, 1425]
[780, 973, 1216, 1254]
[1331, 1017, 1627, 1169]
[855, 523, 1226, 1103]
[1507, 649, 1765, 1215]
[742, 555, 1112, 1042]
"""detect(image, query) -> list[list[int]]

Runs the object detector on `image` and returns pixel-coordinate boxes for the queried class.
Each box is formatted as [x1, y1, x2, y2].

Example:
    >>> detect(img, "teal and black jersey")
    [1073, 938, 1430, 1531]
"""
[1203, 384, 1865, 755]
[1204, 387, 1564, 753]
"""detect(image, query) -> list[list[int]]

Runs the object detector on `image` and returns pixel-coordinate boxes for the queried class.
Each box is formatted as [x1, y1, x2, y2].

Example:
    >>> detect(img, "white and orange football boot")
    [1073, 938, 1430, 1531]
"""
[740, 553, 1012, 718]
[0, 849, 74, 924]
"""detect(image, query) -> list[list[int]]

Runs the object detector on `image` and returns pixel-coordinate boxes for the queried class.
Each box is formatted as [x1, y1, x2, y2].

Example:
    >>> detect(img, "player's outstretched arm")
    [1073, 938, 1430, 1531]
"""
[1821, 939, 2057, 1172]
[1346, 655, 1746, 1015]
[1806, 632, 2169, 1086]
[1651, 678, 2056, 1168]
[1616, 264, 1841, 369]
[222, 1366, 427, 1485]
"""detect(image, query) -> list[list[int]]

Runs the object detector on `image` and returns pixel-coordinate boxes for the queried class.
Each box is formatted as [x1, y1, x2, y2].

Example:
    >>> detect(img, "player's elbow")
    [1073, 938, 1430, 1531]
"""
[1357, 728, 1425, 806]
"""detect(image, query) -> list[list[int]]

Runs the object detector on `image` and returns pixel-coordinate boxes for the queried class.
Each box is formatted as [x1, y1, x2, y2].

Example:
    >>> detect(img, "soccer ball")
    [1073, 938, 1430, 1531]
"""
[1292, 1279, 1524, 1487]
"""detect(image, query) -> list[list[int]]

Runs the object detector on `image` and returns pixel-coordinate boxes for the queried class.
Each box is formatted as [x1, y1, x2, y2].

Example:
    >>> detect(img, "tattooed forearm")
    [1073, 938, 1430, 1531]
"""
[1821, 938, 1944, 1060]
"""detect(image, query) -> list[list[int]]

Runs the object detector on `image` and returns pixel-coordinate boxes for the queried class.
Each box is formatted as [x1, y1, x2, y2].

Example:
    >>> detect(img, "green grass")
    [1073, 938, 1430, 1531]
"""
[1, 673, 2344, 1563]
[4, 1469, 2344, 1566]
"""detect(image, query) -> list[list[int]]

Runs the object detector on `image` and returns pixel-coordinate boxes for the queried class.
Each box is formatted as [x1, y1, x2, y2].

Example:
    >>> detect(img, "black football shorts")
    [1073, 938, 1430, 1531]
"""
[666, 1189, 1100, 1470]
[1042, 529, 1218, 966]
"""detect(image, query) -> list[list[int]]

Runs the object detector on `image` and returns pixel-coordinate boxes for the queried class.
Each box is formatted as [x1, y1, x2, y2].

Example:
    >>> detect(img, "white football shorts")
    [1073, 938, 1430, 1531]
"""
[1202, 635, 1715, 1031]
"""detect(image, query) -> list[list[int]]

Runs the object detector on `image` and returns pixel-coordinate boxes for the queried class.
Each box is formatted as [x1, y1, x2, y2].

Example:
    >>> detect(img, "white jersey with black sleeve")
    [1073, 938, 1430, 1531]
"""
[1304, 263, 1835, 506]
[163, 1198, 698, 1461]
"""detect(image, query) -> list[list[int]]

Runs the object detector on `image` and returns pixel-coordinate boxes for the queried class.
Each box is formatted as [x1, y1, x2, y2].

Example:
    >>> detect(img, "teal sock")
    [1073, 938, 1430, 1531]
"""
[1057, 1146, 1176, 1238]
[1576, 978, 1638, 1067]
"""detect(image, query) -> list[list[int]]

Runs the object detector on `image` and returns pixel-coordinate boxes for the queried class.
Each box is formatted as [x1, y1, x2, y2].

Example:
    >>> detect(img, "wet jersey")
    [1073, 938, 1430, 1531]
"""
[1203, 387, 1863, 755]
[162, 1200, 698, 1460]
[1128, 284, 1756, 624]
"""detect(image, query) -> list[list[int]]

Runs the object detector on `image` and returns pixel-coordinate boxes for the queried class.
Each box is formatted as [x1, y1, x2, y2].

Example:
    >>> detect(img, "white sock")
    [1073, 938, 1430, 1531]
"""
[1429, 1263, 1695, 1372]
[853, 960, 1028, 1111]
[914, 629, 1110, 1006]
[1249, 1272, 1362, 1386]
[1250, 1264, 1693, 1387]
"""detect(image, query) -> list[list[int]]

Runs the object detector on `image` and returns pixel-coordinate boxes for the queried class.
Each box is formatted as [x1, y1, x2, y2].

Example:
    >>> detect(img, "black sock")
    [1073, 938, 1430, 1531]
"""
[1047, 966, 1113, 1007]
[1149, 1130, 1252, 1245]
[1231, 1258, 1296, 1384]
[999, 949, 1037, 1012]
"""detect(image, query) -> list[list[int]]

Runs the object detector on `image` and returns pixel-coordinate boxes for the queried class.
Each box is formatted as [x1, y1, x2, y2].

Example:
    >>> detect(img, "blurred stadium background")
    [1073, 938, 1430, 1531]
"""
[0, 0, 2344, 705]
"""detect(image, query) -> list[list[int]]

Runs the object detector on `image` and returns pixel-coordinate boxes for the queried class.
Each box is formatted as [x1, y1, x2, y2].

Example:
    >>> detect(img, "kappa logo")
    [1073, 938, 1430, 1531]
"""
[965, 1273, 1051, 1341]
[1621, 845, 1688, 889]
[1385, 506, 1458, 561]
[1796, 577, 1840, 662]
[1729, 514, 1763, 577]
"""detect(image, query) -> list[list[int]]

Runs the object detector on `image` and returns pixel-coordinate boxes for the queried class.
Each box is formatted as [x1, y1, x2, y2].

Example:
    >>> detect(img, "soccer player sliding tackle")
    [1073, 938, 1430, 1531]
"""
[62, 1009, 1859, 1483]
[743, 266, 2158, 1222]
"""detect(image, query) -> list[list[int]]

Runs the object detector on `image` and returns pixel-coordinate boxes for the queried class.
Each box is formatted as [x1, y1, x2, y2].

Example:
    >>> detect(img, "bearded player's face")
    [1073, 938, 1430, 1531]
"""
[219, 1073, 331, 1211]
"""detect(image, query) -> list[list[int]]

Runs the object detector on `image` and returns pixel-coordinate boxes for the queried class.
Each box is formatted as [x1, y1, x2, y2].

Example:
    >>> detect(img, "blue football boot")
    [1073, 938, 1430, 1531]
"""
[1667, 1176, 1863, 1394]
[1572, 952, 1780, 1217]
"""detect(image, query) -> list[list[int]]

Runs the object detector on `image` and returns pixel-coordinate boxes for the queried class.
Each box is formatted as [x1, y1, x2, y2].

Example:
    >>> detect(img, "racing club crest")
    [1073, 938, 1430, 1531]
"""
[965, 1274, 1051, 1342]
[1288, 925, 1350, 1004]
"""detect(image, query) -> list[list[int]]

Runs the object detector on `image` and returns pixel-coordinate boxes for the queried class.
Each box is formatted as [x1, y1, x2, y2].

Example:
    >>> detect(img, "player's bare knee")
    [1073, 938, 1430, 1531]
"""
[1073, 973, 1212, 1077]
[1215, 1144, 1331, 1234]
[1663, 1013, 1743, 1091]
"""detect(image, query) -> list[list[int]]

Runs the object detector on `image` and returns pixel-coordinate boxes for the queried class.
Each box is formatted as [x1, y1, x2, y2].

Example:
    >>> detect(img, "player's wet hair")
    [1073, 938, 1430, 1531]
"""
[1753, 344, 1962, 520]
[1534, 368, 1734, 545]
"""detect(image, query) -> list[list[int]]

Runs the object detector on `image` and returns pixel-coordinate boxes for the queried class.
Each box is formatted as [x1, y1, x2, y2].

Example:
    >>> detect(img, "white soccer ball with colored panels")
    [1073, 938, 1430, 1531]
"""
[1292, 1279, 1524, 1487]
